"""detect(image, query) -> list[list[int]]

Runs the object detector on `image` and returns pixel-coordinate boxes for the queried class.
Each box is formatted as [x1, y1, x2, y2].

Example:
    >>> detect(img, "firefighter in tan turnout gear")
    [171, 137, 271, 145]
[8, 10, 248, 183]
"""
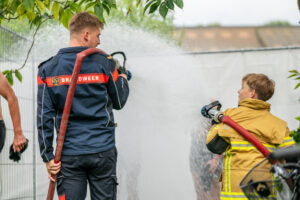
[206, 73, 295, 200]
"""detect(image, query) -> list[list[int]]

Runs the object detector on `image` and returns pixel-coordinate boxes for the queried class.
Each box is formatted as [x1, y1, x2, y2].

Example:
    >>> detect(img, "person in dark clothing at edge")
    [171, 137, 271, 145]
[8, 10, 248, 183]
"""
[37, 12, 129, 200]
[0, 72, 26, 153]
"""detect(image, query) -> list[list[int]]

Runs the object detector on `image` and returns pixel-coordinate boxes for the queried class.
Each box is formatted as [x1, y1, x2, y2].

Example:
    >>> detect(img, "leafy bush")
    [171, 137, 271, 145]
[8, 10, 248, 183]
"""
[288, 70, 300, 143]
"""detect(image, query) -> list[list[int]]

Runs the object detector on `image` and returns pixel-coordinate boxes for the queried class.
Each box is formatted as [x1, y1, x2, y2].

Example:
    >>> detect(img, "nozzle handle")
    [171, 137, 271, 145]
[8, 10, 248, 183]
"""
[111, 51, 127, 69]
[201, 100, 222, 117]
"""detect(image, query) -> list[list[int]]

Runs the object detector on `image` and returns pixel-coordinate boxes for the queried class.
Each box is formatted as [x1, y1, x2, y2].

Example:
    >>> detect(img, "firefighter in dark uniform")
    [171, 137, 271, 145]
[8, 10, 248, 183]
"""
[37, 12, 130, 200]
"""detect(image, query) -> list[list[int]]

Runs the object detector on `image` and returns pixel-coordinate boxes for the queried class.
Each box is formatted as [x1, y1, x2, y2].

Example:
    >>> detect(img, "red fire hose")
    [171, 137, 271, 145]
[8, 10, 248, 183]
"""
[222, 115, 276, 164]
[46, 48, 107, 200]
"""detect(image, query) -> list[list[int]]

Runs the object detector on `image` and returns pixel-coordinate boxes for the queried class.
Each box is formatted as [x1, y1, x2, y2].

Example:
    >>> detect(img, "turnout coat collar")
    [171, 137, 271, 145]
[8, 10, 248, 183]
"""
[238, 98, 270, 111]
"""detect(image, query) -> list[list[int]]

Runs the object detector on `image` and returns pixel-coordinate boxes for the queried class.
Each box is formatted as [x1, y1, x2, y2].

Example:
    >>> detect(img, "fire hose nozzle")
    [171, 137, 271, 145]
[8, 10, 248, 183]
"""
[201, 100, 223, 123]
[111, 51, 132, 81]
[211, 110, 223, 123]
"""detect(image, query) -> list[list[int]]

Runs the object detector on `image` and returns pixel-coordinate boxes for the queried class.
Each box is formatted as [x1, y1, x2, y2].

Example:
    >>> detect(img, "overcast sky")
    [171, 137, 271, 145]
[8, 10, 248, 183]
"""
[173, 0, 300, 26]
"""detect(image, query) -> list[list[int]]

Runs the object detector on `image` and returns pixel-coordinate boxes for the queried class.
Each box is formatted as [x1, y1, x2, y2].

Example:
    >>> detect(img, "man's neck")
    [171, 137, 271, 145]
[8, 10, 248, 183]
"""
[69, 39, 86, 47]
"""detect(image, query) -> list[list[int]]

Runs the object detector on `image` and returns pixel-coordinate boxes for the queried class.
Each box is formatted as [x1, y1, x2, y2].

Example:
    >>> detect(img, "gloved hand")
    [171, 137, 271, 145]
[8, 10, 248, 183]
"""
[9, 138, 29, 162]
[118, 67, 132, 81]
[125, 70, 132, 81]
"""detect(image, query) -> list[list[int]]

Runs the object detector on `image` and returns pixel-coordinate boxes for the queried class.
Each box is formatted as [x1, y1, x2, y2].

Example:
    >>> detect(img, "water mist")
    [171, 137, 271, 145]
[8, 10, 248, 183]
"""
[32, 22, 215, 200]
[3, 19, 299, 200]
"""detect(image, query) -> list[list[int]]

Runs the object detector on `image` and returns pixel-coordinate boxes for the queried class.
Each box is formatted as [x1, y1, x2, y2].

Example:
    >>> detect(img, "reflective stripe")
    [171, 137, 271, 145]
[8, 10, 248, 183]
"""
[278, 137, 295, 148]
[228, 152, 232, 192]
[214, 124, 220, 130]
[224, 150, 232, 192]
[231, 141, 277, 152]
[111, 68, 119, 82]
[221, 192, 276, 200]
[221, 192, 248, 200]
[38, 71, 120, 87]
[37, 75, 44, 84]
[231, 145, 276, 152]
[231, 139, 295, 151]
[39, 73, 110, 87]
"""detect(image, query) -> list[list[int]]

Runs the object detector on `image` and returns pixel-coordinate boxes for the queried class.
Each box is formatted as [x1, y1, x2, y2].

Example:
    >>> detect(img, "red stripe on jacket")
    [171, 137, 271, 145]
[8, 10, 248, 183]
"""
[58, 194, 65, 200]
[38, 71, 120, 87]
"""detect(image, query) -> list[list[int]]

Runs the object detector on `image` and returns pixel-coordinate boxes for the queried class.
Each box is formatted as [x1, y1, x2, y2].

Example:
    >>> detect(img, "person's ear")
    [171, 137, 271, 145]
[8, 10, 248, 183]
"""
[83, 31, 89, 41]
[250, 89, 257, 99]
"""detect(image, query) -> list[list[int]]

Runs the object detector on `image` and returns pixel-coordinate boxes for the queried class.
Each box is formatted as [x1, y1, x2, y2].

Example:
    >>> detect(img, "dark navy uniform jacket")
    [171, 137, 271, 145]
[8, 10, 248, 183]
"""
[37, 47, 129, 163]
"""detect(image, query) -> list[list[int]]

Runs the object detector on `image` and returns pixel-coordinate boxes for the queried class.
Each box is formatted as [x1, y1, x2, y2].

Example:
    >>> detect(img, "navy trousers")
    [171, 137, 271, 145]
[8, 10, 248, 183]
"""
[57, 147, 118, 200]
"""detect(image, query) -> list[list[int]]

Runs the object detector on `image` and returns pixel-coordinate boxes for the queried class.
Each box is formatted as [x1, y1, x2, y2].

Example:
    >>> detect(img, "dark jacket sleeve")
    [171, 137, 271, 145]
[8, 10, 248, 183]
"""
[36, 68, 55, 163]
[106, 59, 129, 110]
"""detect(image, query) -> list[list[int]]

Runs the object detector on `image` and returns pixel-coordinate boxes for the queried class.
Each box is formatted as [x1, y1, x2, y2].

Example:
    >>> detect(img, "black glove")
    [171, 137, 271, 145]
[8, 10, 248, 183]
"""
[9, 138, 29, 162]
[124, 70, 132, 81]
[118, 68, 132, 81]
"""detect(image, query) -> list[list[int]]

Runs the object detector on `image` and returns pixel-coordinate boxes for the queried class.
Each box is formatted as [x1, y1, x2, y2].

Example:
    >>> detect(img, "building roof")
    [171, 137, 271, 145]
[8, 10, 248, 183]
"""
[173, 26, 300, 52]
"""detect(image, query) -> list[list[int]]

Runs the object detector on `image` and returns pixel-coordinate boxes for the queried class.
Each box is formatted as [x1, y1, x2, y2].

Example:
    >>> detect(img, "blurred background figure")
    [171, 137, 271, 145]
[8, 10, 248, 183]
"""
[189, 119, 222, 200]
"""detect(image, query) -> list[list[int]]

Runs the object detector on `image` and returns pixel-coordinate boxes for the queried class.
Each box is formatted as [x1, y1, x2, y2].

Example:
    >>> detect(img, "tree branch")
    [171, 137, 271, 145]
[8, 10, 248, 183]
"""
[0, 5, 9, 16]
[17, 19, 48, 71]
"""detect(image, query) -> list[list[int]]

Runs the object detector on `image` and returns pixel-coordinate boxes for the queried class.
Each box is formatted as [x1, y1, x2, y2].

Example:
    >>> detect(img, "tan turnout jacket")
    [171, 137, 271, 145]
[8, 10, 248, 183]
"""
[206, 98, 295, 200]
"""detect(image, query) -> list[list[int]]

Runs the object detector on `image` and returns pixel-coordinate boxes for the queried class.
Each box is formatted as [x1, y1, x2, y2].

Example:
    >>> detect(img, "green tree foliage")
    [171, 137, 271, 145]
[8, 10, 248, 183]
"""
[0, 18, 32, 35]
[0, 0, 117, 28]
[0, 0, 182, 30]
[108, 0, 174, 36]
[0, 24, 29, 85]
[293, 2, 300, 144]
[288, 70, 300, 143]
[143, 0, 183, 18]
[0, 0, 183, 85]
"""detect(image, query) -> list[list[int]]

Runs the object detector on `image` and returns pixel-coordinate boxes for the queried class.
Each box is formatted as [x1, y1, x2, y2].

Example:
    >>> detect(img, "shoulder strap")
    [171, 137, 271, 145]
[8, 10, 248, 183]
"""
[38, 56, 53, 68]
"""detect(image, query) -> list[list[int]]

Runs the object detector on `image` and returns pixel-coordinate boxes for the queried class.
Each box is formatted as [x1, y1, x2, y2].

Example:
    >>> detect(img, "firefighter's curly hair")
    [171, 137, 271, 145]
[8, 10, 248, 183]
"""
[242, 73, 275, 101]
[68, 12, 103, 34]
